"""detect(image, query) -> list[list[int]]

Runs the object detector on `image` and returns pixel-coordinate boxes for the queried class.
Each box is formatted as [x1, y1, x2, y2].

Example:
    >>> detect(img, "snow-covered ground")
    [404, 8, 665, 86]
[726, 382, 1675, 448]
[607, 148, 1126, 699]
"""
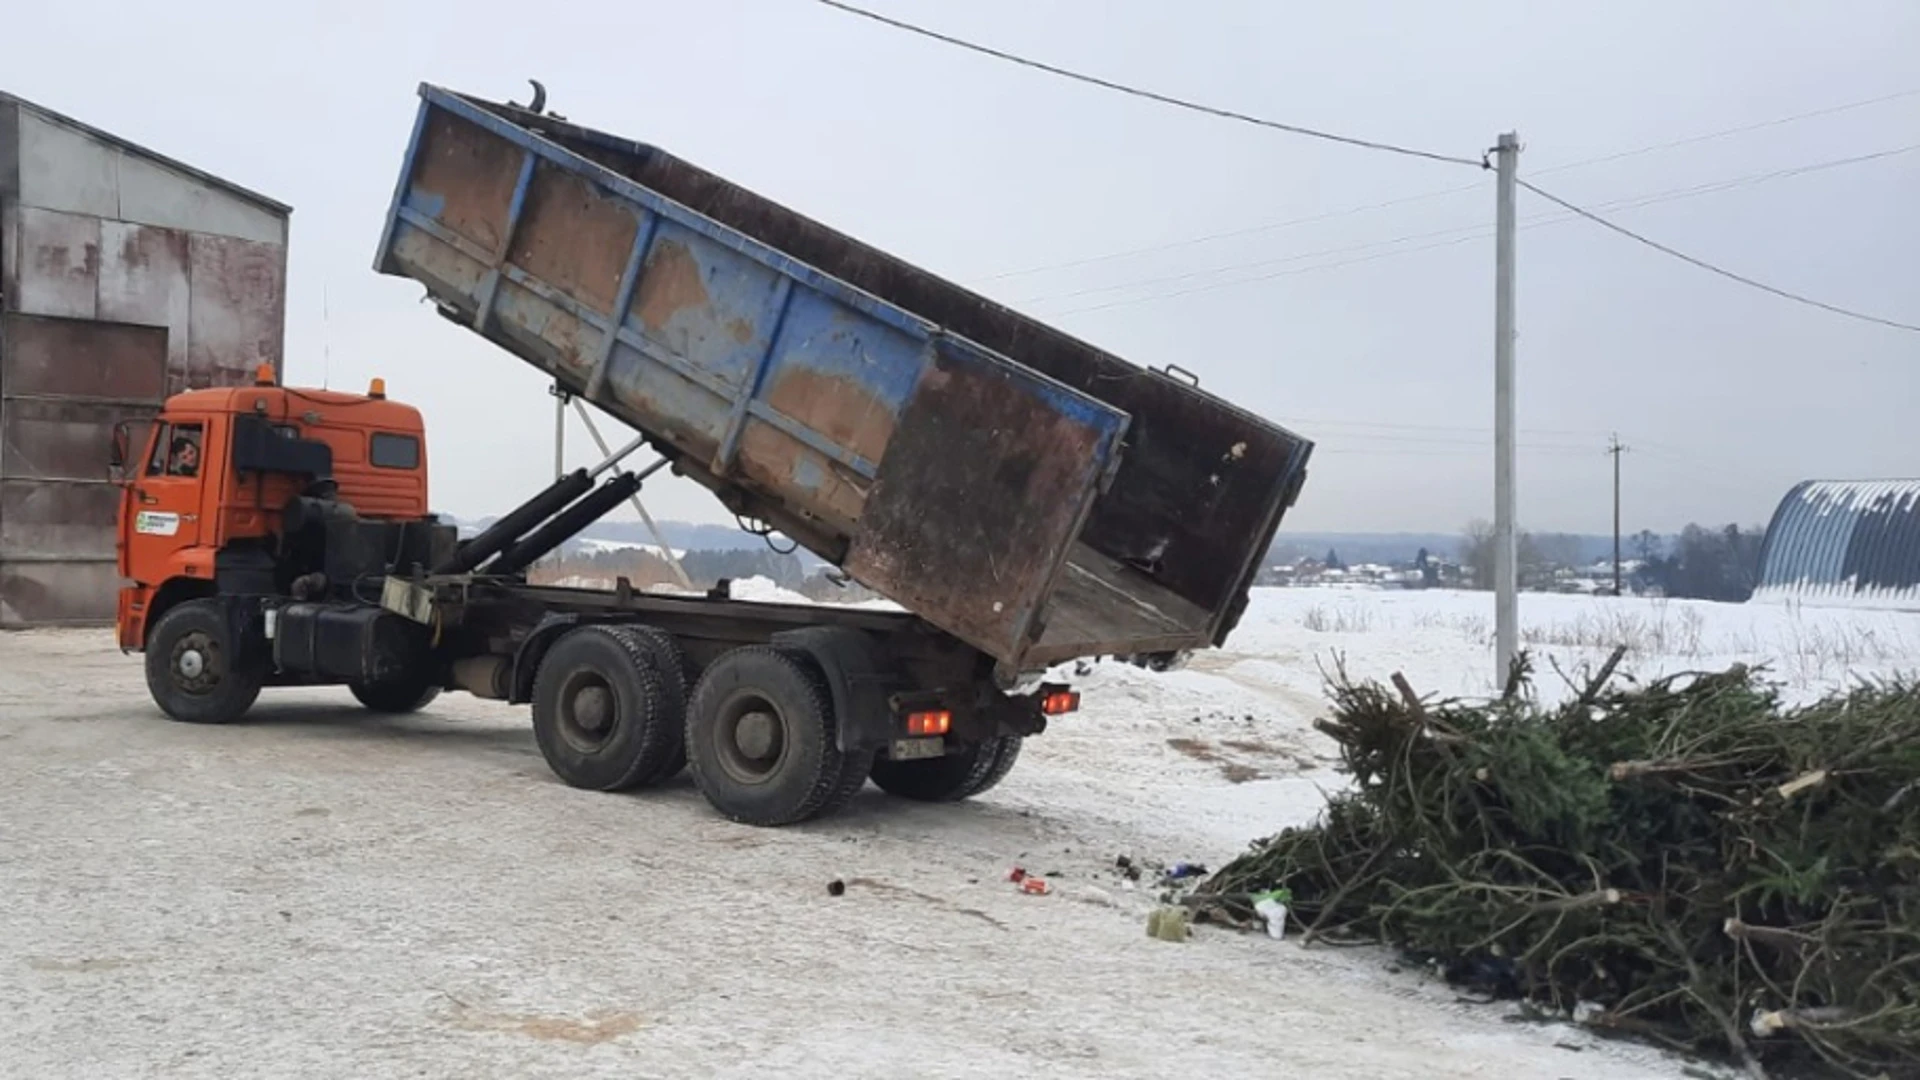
[1042, 586, 1920, 859]
[1220, 586, 1919, 701]
[5, 586, 1911, 1078]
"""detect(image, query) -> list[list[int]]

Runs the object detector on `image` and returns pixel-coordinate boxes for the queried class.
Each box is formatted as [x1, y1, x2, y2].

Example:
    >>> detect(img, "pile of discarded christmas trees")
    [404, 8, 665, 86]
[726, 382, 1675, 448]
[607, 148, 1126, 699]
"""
[1199, 653, 1920, 1079]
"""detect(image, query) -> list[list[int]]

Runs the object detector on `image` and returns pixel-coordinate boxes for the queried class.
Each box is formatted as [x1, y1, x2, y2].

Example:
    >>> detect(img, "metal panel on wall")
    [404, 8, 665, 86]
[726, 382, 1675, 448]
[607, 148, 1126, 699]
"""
[0, 314, 169, 626]
[10, 205, 100, 320]
[98, 220, 192, 372]
[186, 232, 284, 389]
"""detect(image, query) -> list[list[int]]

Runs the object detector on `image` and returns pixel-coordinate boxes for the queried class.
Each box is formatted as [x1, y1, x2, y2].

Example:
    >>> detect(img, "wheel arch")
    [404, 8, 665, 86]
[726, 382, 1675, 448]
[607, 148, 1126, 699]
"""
[136, 577, 221, 651]
[768, 625, 899, 754]
[509, 613, 585, 704]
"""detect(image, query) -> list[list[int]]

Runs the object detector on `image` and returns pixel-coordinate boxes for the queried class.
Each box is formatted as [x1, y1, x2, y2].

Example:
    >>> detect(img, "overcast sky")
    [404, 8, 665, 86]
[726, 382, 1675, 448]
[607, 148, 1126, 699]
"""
[9, 0, 1917, 536]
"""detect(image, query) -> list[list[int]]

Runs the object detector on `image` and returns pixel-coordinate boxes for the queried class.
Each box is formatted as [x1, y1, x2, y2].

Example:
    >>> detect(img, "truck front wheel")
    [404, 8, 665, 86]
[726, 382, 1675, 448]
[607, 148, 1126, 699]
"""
[144, 599, 265, 725]
[870, 736, 1023, 802]
[531, 625, 678, 792]
[685, 646, 870, 826]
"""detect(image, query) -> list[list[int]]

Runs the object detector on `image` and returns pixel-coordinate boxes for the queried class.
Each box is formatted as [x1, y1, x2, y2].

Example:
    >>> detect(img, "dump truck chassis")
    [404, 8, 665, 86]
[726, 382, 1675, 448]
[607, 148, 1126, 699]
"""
[140, 578, 1066, 826]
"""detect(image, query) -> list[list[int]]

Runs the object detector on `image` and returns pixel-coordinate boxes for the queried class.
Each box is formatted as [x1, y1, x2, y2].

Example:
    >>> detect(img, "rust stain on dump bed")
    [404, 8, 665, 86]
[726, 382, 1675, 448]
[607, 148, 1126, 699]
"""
[412, 114, 521, 254]
[633, 239, 709, 332]
[763, 366, 895, 467]
[735, 423, 866, 533]
[511, 166, 639, 315]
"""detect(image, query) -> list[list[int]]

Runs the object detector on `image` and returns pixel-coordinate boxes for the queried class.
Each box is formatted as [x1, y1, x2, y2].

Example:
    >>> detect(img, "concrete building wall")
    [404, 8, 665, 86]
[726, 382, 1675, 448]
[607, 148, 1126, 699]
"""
[0, 92, 291, 627]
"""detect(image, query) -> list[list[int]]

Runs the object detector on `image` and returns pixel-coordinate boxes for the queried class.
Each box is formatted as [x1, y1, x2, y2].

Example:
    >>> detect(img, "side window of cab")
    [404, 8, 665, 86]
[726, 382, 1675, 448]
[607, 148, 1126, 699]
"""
[146, 423, 205, 478]
[370, 432, 421, 470]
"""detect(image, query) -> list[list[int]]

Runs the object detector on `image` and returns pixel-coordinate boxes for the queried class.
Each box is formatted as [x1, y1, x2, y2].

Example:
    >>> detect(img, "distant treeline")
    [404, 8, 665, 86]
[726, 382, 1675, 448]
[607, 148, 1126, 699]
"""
[1455, 522, 1764, 602]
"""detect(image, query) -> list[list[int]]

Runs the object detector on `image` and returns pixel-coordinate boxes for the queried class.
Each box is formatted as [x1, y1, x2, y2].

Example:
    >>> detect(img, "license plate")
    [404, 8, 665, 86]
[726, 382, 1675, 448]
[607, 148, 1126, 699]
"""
[890, 737, 945, 761]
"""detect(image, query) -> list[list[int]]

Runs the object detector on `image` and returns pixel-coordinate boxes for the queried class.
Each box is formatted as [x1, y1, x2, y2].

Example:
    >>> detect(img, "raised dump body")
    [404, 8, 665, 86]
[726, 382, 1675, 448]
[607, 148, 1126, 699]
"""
[374, 84, 1312, 676]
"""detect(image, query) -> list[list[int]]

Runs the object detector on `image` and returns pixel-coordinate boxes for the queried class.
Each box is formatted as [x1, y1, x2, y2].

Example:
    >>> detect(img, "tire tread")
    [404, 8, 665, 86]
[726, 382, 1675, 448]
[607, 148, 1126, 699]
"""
[686, 645, 853, 826]
[531, 625, 673, 792]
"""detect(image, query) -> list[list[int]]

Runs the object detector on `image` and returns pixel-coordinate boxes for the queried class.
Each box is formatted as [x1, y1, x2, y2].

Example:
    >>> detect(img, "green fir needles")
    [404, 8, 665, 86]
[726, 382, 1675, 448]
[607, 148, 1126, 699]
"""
[1201, 655, 1920, 1079]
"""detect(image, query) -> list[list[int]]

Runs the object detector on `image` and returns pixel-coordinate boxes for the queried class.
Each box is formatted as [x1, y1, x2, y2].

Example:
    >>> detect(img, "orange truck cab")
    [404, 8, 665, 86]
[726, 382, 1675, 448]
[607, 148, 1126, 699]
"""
[114, 365, 456, 718]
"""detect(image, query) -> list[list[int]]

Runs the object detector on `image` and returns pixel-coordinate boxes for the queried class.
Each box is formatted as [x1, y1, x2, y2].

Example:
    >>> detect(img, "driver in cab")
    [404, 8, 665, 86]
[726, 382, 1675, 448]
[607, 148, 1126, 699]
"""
[168, 434, 200, 477]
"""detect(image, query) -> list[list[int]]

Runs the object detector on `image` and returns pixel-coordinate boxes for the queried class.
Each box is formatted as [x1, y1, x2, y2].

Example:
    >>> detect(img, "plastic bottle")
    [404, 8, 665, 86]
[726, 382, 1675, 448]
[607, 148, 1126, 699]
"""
[1251, 888, 1292, 939]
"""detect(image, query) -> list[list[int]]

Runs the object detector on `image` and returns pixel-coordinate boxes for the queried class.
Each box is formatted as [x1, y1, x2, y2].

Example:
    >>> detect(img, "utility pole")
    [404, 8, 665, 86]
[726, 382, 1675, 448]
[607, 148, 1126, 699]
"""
[1607, 433, 1629, 596]
[1492, 132, 1519, 687]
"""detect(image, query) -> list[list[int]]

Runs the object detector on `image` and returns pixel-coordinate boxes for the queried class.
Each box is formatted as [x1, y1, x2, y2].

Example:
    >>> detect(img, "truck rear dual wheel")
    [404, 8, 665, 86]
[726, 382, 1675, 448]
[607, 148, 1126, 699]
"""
[870, 736, 1023, 802]
[531, 625, 686, 792]
[144, 600, 265, 725]
[613, 624, 691, 785]
[685, 646, 871, 827]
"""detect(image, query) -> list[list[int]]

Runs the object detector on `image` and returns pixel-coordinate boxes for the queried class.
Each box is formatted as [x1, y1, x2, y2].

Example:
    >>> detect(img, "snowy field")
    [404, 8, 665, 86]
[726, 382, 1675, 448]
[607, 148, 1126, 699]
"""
[1213, 585, 1920, 702]
[1041, 585, 1920, 854]
[4, 585, 1913, 1078]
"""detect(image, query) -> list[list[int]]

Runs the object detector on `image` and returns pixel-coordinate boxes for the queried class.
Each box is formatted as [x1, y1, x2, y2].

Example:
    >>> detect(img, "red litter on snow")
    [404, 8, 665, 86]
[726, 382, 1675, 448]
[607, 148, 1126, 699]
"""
[1008, 866, 1052, 895]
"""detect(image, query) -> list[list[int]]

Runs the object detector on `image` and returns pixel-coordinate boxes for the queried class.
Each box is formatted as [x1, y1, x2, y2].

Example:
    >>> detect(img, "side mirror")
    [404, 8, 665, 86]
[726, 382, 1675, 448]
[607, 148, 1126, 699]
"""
[109, 424, 129, 478]
[109, 420, 145, 482]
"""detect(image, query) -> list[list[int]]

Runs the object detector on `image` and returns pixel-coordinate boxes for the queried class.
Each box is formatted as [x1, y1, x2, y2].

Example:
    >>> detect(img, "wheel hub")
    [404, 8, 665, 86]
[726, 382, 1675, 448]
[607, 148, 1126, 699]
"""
[573, 685, 613, 733]
[556, 671, 618, 754]
[715, 695, 789, 786]
[169, 631, 221, 694]
[735, 710, 778, 760]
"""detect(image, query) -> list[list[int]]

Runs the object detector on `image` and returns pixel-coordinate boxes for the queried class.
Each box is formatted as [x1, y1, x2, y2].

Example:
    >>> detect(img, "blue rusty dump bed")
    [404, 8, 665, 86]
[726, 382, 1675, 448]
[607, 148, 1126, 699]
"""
[374, 84, 1312, 675]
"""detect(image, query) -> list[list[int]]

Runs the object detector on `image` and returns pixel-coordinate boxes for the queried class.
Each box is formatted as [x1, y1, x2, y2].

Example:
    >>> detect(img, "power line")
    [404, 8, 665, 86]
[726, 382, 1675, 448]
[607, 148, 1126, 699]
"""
[973, 184, 1483, 283]
[812, 0, 1482, 169]
[1517, 178, 1920, 334]
[1310, 431, 1595, 450]
[812, 3, 1918, 334]
[1528, 87, 1920, 176]
[1275, 416, 1612, 438]
[1018, 221, 1489, 307]
[1313, 445, 1600, 458]
[1044, 231, 1488, 317]
[1019, 144, 1920, 314]
[1019, 143, 1920, 309]
[972, 86, 1920, 284]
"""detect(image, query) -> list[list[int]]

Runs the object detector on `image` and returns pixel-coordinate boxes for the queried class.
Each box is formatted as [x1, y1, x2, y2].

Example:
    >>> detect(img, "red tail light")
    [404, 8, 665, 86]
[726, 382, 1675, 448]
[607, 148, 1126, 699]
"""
[906, 709, 952, 736]
[1041, 690, 1080, 716]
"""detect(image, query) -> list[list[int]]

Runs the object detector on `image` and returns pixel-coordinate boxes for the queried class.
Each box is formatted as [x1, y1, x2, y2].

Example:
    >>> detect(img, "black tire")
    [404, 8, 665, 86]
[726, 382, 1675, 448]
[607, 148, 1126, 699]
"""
[531, 625, 677, 792]
[685, 646, 862, 826]
[870, 735, 1023, 803]
[144, 599, 264, 725]
[608, 624, 688, 785]
[820, 746, 876, 817]
[349, 675, 441, 714]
